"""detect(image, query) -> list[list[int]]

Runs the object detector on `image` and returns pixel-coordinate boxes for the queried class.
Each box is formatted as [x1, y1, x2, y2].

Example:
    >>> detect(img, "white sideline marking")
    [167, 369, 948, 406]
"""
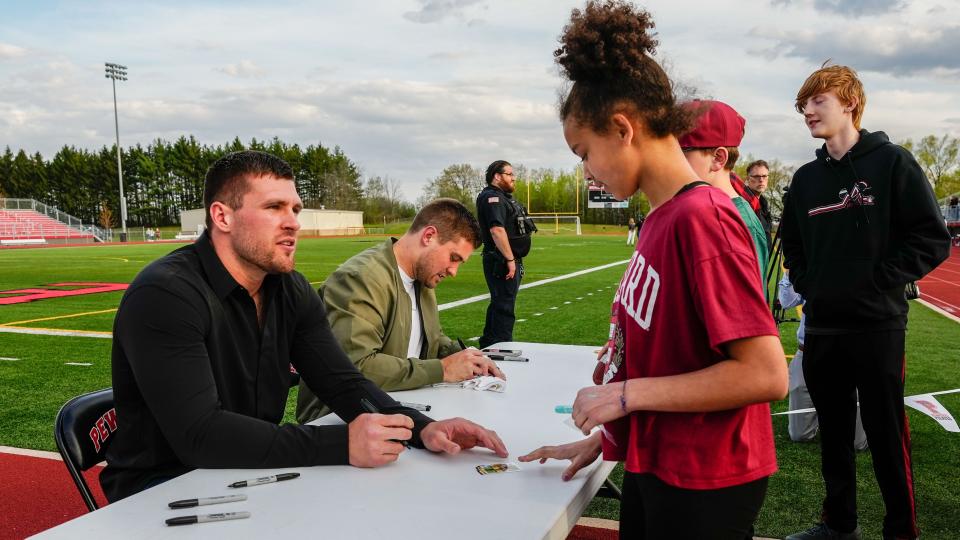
[0, 357, 20, 361]
[917, 299, 960, 324]
[533, 313, 543, 316]
[0, 445, 63, 461]
[564, 301, 571, 305]
[0, 326, 112, 339]
[773, 388, 960, 416]
[517, 319, 527, 323]
[437, 259, 628, 311]
[550, 307, 558, 310]
[65, 362, 92, 366]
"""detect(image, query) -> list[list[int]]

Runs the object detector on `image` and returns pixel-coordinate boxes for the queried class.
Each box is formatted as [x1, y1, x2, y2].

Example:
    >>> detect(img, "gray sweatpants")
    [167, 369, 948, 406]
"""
[789, 350, 868, 451]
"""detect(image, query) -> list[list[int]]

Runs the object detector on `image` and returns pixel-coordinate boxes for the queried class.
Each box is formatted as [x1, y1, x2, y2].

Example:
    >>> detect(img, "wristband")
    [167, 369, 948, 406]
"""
[506, 258, 514, 262]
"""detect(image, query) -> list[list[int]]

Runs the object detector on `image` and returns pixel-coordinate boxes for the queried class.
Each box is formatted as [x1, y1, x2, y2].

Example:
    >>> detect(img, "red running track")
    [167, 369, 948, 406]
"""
[918, 245, 960, 318]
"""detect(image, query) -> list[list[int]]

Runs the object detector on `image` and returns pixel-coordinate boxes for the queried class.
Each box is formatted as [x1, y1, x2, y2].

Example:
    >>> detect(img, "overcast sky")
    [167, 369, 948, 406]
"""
[2, 0, 959, 201]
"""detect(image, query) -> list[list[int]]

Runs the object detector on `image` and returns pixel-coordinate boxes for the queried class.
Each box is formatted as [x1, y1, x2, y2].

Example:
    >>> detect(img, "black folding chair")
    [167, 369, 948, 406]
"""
[54, 388, 115, 511]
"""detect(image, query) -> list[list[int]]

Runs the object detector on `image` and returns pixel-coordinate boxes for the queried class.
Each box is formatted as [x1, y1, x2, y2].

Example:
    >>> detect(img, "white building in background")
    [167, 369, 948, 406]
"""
[179, 208, 364, 238]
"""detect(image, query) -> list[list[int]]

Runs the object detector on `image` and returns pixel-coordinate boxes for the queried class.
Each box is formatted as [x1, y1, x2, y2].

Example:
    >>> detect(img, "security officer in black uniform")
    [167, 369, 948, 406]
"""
[476, 160, 536, 349]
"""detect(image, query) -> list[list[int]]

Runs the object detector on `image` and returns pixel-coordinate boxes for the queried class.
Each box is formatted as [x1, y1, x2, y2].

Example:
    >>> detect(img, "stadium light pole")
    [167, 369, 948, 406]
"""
[105, 62, 128, 241]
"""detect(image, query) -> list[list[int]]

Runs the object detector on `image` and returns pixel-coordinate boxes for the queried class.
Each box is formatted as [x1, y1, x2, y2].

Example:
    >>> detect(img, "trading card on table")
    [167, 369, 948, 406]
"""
[475, 462, 521, 475]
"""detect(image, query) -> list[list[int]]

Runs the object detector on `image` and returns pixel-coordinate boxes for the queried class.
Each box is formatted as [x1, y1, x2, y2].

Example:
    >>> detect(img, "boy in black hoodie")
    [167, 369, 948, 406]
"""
[781, 65, 950, 540]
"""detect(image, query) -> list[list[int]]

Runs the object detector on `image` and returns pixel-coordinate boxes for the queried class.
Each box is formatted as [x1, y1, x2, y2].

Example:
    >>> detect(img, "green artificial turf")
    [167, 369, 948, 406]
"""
[1, 235, 957, 538]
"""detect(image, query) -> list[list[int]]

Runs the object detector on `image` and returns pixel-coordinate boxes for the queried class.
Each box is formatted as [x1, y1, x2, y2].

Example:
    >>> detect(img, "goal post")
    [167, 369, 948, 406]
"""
[528, 214, 581, 235]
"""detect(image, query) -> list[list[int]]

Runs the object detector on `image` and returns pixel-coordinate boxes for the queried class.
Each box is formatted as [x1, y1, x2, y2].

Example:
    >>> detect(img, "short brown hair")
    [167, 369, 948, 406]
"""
[203, 151, 294, 229]
[690, 146, 739, 171]
[746, 159, 769, 175]
[410, 198, 482, 248]
[795, 63, 866, 129]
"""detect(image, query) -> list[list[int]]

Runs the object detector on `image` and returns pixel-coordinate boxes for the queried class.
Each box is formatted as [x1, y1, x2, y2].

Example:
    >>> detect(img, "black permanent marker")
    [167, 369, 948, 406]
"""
[360, 397, 411, 448]
[168, 494, 246, 508]
[486, 354, 529, 362]
[228, 472, 299, 488]
[165, 511, 251, 526]
[398, 401, 431, 411]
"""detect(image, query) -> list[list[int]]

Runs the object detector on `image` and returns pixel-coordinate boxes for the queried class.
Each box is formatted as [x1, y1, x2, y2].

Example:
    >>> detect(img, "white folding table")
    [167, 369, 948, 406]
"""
[32, 342, 616, 539]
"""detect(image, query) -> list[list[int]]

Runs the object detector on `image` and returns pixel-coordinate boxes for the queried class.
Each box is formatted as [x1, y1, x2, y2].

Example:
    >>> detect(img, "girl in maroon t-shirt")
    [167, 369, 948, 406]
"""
[518, 2, 788, 538]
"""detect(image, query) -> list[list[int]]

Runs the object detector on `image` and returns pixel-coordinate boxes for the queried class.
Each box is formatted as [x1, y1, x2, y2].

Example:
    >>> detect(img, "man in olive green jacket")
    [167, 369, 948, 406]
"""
[297, 199, 504, 423]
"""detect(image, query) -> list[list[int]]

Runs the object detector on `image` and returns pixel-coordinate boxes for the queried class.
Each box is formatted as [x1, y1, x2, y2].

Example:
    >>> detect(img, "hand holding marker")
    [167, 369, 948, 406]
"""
[361, 397, 411, 448]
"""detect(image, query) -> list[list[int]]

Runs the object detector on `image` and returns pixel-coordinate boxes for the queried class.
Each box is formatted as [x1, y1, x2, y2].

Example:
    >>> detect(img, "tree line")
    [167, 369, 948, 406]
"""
[421, 132, 960, 227]
[418, 163, 650, 225]
[0, 137, 415, 228]
[3, 132, 955, 230]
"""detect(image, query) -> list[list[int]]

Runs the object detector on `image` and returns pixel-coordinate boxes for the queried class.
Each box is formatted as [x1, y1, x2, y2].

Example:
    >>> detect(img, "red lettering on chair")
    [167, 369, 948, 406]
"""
[87, 408, 119, 454]
[96, 418, 109, 440]
[104, 408, 118, 431]
[89, 427, 102, 453]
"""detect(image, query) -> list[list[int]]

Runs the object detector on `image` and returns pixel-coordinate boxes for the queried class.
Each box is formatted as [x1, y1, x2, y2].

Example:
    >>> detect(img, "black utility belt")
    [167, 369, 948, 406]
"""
[484, 250, 521, 263]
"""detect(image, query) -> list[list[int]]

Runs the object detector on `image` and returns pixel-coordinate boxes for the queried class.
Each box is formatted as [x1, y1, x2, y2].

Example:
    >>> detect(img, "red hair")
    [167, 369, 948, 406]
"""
[795, 63, 866, 129]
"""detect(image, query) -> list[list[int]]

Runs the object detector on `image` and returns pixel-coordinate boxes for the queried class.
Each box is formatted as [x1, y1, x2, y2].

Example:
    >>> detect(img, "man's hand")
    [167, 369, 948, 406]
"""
[505, 259, 516, 280]
[441, 348, 506, 382]
[348, 413, 412, 467]
[518, 431, 602, 481]
[421, 417, 508, 457]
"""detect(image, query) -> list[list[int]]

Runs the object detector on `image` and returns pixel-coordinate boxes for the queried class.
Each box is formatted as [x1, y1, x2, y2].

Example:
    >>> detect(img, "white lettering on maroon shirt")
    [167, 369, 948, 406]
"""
[617, 251, 660, 330]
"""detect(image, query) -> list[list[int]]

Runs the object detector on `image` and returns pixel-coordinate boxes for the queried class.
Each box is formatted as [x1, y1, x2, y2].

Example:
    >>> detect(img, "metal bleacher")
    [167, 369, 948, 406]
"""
[0, 199, 108, 245]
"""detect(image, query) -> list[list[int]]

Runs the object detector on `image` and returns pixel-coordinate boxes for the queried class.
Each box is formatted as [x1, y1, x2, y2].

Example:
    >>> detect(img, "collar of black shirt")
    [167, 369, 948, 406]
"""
[195, 232, 241, 300]
[485, 184, 511, 198]
[194, 231, 281, 301]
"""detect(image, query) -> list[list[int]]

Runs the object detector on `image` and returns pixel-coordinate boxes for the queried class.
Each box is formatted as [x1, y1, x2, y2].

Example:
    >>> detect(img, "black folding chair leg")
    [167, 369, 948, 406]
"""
[596, 477, 622, 500]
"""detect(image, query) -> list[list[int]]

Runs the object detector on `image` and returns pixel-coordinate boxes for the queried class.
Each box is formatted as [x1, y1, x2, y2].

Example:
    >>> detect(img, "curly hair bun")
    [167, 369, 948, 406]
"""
[555, 0, 658, 84]
[555, 1, 695, 138]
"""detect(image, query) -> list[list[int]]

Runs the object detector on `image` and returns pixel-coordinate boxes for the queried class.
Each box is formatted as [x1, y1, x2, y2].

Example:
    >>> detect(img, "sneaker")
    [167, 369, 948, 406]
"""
[785, 523, 863, 540]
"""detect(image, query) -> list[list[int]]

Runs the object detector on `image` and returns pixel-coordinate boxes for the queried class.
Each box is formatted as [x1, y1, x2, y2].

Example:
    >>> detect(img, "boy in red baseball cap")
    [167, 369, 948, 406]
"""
[680, 99, 769, 285]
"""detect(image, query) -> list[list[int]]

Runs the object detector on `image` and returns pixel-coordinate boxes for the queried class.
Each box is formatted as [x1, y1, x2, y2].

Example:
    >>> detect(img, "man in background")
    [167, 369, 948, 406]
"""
[476, 160, 536, 349]
[297, 199, 503, 422]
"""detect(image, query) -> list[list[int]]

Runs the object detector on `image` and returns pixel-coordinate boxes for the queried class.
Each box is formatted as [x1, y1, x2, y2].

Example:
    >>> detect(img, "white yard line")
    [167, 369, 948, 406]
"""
[0, 326, 112, 338]
[437, 259, 628, 311]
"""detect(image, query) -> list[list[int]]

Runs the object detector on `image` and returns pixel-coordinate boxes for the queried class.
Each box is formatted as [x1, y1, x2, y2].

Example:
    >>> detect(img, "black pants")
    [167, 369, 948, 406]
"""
[618, 472, 768, 539]
[803, 330, 919, 538]
[479, 252, 522, 349]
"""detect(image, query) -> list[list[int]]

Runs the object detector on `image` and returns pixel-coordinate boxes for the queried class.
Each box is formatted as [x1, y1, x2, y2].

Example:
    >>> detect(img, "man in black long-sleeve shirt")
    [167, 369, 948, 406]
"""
[101, 151, 507, 502]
